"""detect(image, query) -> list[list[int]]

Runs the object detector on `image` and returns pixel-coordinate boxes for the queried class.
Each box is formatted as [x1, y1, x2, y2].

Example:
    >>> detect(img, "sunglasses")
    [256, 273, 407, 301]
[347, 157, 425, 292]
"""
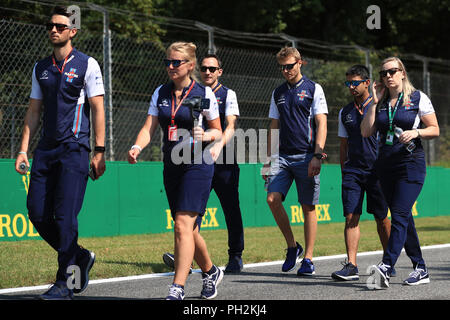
[164, 59, 189, 68]
[379, 68, 402, 78]
[280, 62, 298, 71]
[46, 22, 70, 32]
[344, 79, 367, 88]
[200, 66, 220, 73]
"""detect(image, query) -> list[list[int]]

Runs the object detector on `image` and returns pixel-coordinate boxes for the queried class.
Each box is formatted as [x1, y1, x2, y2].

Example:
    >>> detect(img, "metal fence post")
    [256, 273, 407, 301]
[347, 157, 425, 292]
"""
[195, 22, 216, 54]
[88, 4, 114, 161]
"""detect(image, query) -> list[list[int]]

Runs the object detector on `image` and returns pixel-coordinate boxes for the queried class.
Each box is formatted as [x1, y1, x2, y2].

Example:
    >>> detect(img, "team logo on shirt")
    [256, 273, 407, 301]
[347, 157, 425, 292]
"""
[39, 70, 49, 80]
[345, 114, 353, 123]
[297, 90, 309, 101]
[160, 99, 170, 107]
[405, 101, 414, 110]
[64, 68, 79, 83]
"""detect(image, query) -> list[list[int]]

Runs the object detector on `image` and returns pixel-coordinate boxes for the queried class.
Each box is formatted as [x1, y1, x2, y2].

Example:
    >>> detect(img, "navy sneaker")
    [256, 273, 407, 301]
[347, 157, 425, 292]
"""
[201, 265, 223, 299]
[390, 266, 397, 277]
[38, 283, 73, 300]
[331, 261, 359, 281]
[73, 247, 96, 294]
[297, 258, 316, 276]
[367, 262, 390, 289]
[225, 256, 243, 273]
[282, 242, 303, 272]
[166, 283, 185, 300]
[162, 252, 193, 274]
[403, 267, 430, 286]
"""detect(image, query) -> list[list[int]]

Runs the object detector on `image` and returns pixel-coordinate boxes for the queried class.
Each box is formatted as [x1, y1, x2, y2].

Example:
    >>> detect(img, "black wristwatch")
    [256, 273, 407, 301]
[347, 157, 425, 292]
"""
[313, 153, 327, 160]
[94, 146, 106, 153]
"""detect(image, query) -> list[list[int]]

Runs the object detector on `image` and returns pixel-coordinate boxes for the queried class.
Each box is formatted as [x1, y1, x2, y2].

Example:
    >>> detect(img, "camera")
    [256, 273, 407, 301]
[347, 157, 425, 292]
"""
[182, 96, 210, 126]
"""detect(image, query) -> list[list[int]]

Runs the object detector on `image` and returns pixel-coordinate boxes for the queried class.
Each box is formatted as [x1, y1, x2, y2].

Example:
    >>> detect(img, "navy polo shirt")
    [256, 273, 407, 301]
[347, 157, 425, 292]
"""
[147, 80, 219, 157]
[376, 90, 434, 161]
[211, 83, 239, 164]
[338, 97, 378, 173]
[269, 76, 328, 155]
[30, 48, 105, 150]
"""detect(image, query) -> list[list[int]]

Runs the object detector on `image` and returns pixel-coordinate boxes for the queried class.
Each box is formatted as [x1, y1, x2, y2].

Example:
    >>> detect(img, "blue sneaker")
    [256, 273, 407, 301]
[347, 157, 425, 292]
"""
[367, 262, 390, 289]
[162, 252, 193, 274]
[331, 261, 359, 281]
[403, 267, 430, 286]
[166, 284, 185, 300]
[390, 266, 397, 277]
[297, 258, 315, 276]
[73, 247, 95, 294]
[38, 283, 73, 300]
[201, 265, 223, 299]
[282, 242, 303, 272]
[225, 255, 243, 273]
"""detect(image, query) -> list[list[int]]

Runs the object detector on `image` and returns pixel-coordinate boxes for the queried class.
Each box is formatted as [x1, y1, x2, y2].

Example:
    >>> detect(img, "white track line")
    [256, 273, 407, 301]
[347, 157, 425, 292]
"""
[1, 243, 449, 295]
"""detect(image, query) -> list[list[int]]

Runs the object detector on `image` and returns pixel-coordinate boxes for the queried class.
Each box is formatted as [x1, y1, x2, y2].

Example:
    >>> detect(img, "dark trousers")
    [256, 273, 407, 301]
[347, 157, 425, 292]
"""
[378, 172, 426, 270]
[211, 163, 244, 257]
[27, 142, 89, 284]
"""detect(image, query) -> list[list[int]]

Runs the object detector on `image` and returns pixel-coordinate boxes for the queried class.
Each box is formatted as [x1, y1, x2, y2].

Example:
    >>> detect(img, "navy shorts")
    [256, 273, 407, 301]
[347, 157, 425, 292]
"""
[267, 153, 320, 205]
[163, 160, 214, 223]
[341, 170, 388, 219]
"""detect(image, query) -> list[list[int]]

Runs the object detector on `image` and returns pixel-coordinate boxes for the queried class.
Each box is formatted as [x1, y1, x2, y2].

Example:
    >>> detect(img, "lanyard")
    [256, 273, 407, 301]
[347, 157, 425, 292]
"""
[354, 96, 373, 115]
[51, 48, 73, 75]
[387, 92, 403, 130]
[212, 83, 222, 94]
[171, 80, 195, 125]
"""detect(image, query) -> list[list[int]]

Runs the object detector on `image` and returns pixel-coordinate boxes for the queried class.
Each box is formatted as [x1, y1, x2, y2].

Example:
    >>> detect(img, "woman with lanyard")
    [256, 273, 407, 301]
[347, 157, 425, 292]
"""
[128, 42, 223, 300]
[361, 57, 439, 289]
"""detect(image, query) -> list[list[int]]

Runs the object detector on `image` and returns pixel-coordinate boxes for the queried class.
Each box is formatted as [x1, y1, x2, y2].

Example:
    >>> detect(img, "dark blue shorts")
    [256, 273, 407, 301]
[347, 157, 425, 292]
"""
[163, 160, 214, 222]
[341, 170, 388, 219]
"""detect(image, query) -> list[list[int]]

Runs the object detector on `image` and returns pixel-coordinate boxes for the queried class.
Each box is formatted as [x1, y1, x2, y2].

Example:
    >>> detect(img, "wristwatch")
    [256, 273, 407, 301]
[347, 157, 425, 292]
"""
[313, 153, 327, 160]
[94, 146, 106, 153]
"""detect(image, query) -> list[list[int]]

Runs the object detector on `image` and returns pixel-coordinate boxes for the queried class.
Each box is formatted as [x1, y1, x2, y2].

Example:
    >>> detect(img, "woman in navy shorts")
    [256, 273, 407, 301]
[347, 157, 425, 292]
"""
[128, 42, 223, 300]
[361, 57, 439, 289]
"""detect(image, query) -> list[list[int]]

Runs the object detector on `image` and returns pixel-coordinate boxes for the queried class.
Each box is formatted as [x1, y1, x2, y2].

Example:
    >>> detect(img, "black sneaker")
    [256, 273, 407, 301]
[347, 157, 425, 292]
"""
[73, 247, 96, 294]
[162, 252, 193, 274]
[38, 283, 73, 300]
[224, 256, 243, 273]
[331, 261, 359, 281]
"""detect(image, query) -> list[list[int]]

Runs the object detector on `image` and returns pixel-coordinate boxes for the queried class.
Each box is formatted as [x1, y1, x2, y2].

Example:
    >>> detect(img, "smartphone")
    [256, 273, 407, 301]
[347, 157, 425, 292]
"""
[88, 167, 97, 180]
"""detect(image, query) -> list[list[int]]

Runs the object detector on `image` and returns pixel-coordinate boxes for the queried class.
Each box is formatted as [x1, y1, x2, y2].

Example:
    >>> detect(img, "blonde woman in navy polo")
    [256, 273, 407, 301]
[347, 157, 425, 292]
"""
[128, 42, 223, 300]
[361, 57, 439, 289]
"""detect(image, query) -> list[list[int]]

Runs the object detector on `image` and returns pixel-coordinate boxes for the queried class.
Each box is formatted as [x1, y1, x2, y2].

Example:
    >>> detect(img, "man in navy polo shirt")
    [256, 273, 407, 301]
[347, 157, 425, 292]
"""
[263, 47, 328, 276]
[331, 65, 392, 281]
[15, 6, 105, 300]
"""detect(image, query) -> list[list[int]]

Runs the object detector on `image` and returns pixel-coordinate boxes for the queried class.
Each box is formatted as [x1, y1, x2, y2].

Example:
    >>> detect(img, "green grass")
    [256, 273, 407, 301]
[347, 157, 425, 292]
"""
[1, 216, 449, 289]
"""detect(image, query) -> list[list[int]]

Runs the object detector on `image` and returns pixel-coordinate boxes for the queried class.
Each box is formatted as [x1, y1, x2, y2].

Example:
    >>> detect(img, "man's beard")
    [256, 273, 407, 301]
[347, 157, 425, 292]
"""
[52, 38, 70, 48]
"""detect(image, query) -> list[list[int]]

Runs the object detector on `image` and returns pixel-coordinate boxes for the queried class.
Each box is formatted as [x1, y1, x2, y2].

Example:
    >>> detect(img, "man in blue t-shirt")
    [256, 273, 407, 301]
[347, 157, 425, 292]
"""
[263, 47, 328, 276]
[15, 6, 105, 300]
[331, 65, 391, 281]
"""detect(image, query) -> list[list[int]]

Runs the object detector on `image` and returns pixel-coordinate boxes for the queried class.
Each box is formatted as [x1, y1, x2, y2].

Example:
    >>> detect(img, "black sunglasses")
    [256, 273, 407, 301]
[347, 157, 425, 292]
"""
[164, 59, 188, 68]
[46, 22, 70, 32]
[379, 68, 402, 78]
[280, 62, 298, 71]
[200, 66, 220, 73]
[344, 79, 367, 88]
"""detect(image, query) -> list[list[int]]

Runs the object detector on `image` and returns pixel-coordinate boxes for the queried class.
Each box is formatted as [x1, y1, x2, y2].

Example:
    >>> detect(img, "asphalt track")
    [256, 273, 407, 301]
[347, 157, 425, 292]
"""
[1, 244, 449, 302]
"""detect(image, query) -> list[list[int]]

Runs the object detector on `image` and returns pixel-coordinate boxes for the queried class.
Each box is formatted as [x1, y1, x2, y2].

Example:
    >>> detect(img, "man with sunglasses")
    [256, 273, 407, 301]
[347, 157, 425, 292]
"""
[15, 6, 105, 299]
[264, 47, 328, 276]
[162, 54, 245, 273]
[331, 65, 392, 281]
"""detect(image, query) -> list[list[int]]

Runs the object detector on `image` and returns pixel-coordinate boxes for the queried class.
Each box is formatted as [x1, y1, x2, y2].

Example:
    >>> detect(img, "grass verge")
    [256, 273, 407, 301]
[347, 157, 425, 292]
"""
[0, 216, 449, 289]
